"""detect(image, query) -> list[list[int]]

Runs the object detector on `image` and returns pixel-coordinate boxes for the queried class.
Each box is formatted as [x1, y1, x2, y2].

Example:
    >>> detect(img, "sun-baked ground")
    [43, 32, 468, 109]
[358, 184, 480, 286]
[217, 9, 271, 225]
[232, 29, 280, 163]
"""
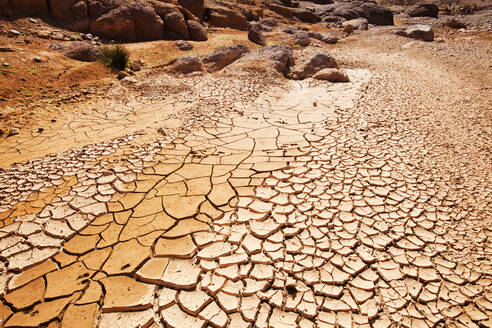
[0, 11, 491, 328]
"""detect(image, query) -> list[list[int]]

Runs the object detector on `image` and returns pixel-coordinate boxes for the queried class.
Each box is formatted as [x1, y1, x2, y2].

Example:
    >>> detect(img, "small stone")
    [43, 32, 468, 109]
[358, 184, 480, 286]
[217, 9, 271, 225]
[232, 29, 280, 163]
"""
[9, 29, 21, 36]
[117, 71, 130, 80]
[34, 56, 41, 63]
[313, 68, 350, 82]
[7, 128, 18, 137]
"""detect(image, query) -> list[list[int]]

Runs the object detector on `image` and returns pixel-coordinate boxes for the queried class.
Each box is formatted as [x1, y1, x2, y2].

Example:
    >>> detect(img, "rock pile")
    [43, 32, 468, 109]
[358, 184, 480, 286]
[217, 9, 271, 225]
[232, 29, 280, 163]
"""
[0, 0, 208, 42]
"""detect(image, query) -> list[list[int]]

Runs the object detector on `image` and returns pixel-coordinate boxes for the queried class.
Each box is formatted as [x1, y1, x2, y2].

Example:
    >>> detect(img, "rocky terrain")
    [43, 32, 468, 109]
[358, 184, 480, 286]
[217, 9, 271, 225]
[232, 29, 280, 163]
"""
[0, 0, 491, 327]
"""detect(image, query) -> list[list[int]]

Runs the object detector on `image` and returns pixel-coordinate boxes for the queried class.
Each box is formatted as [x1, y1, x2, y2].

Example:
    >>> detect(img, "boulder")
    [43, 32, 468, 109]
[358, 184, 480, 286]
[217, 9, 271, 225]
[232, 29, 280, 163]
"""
[293, 8, 320, 23]
[52, 41, 102, 62]
[321, 33, 338, 44]
[90, 6, 137, 41]
[175, 40, 193, 51]
[343, 24, 354, 35]
[202, 44, 250, 72]
[358, 1, 393, 26]
[225, 45, 295, 75]
[133, 4, 165, 41]
[187, 20, 208, 41]
[291, 51, 337, 79]
[148, 0, 181, 17]
[406, 24, 434, 41]
[207, 6, 248, 30]
[164, 11, 190, 40]
[248, 26, 267, 46]
[260, 17, 278, 27]
[9, 0, 49, 16]
[294, 32, 311, 46]
[343, 18, 368, 30]
[50, 0, 90, 31]
[406, 3, 439, 18]
[178, 0, 204, 20]
[172, 54, 205, 73]
[268, 4, 294, 18]
[313, 68, 350, 82]
[317, 1, 393, 26]
[308, 32, 338, 44]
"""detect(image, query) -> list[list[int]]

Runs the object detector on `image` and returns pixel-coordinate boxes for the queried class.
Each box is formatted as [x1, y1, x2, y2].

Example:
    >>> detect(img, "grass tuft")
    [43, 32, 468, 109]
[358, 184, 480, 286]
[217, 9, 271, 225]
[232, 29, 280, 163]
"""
[98, 45, 130, 71]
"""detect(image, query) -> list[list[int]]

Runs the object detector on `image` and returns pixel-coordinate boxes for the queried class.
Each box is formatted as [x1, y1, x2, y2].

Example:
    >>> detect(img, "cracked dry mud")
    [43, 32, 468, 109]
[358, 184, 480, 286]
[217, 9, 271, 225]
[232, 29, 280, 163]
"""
[0, 39, 491, 328]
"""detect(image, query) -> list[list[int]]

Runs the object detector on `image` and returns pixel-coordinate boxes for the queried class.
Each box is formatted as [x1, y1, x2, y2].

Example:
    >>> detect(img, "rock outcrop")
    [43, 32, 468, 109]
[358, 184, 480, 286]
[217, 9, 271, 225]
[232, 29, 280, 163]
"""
[1, 0, 208, 42]
[317, 1, 394, 26]
[406, 2, 439, 18]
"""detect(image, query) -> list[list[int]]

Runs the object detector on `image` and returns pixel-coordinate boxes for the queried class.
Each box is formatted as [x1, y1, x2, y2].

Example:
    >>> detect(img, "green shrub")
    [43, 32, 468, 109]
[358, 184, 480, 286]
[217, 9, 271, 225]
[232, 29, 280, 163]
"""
[99, 45, 130, 71]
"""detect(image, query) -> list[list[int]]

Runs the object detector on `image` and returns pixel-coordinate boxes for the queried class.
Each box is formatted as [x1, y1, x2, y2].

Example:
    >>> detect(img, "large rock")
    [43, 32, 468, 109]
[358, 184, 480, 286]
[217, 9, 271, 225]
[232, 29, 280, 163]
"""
[9, 0, 49, 16]
[227, 45, 295, 75]
[308, 32, 338, 44]
[178, 0, 204, 20]
[293, 8, 320, 23]
[90, 6, 137, 41]
[50, 0, 90, 31]
[406, 3, 439, 18]
[207, 6, 248, 30]
[313, 68, 350, 82]
[133, 4, 165, 41]
[187, 20, 207, 41]
[317, 1, 393, 26]
[294, 32, 311, 46]
[172, 54, 205, 74]
[406, 24, 434, 41]
[343, 18, 369, 30]
[202, 44, 250, 72]
[51, 41, 102, 62]
[291, 51, 338, 80]
[248, 25, 267, 46]
[90, 3, 164, 41]
[164, 11, 190, 40]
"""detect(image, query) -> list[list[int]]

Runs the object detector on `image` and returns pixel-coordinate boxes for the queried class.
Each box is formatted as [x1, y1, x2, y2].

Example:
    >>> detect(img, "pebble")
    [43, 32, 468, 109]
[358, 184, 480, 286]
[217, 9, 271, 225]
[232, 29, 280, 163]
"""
[7, 128, 19, 137]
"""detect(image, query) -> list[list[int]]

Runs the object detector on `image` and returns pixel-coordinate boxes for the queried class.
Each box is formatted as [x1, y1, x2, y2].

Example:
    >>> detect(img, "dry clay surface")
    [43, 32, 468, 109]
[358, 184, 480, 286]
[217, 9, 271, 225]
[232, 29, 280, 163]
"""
[0, 34, 491, 328]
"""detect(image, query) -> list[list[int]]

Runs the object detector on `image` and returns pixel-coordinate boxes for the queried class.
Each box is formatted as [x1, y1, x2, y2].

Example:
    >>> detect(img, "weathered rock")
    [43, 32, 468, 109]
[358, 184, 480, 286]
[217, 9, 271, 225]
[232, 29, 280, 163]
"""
[248, 26, 267, 46]
[406, 24, 434, 41]
[313, 68, 350, 82]
[130, 59, 143, 71]
[260, 17, 278, 27]
[294, 32, 311, 46]
[317, 1, 393, 26]
[291, 51, 337, 80]
[343, 17, 369, 30]
[343, 24, 354, 35]
[406, 2, 439, 18]
[207, 5, 248, 30]
[176, 40, 193, 51]
[202, 44, 250, 72]
[187, 20, 208, 41]
[178, 0, 204, 20]
[164, 11, 190, 40]
[172, 54, 205, 74]
[90, 6, 135, 41]
[293, 8, 320, 23]
[10, 0, 49, 17]
[233, 45, 295, 74]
